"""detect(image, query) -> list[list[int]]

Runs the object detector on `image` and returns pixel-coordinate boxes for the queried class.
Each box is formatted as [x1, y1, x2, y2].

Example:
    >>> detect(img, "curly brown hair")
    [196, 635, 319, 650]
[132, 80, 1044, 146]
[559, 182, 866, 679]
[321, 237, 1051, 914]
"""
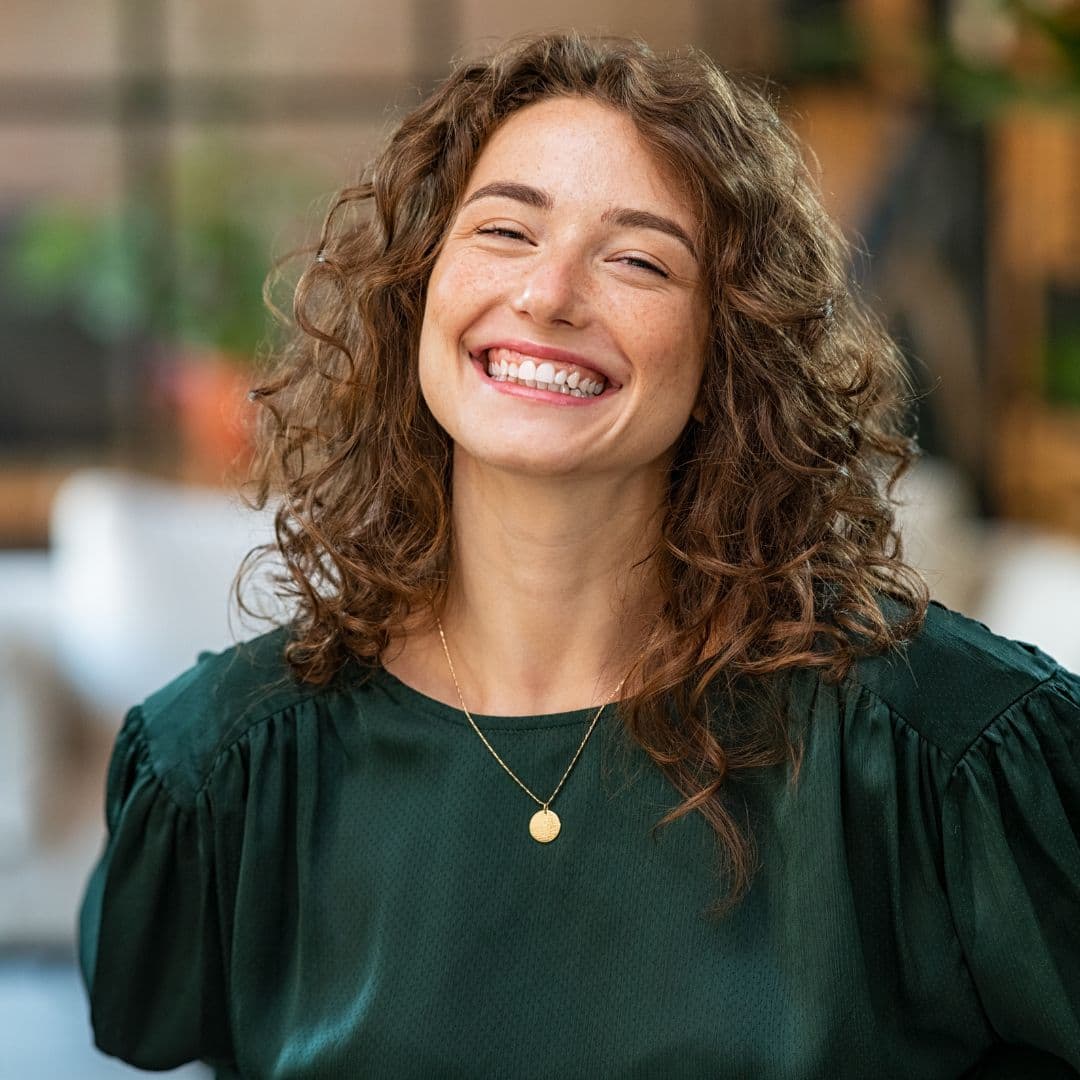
[242, 30, 929, 917]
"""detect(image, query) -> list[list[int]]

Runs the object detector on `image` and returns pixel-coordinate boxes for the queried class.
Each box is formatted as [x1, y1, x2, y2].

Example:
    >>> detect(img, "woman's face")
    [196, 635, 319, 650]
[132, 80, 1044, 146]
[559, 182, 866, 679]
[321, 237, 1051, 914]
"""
[417, 95, 709, 479]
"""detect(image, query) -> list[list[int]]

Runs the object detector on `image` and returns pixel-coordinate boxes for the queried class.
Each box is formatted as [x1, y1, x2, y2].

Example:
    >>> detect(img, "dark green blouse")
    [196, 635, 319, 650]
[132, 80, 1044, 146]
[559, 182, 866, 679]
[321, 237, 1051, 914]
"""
[78, 601, 1080, 1078]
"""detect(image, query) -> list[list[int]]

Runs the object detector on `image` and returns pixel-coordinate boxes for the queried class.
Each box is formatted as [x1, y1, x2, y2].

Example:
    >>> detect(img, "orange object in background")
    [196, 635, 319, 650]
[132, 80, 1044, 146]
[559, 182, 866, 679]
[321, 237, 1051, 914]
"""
[161, 350, 255, 487]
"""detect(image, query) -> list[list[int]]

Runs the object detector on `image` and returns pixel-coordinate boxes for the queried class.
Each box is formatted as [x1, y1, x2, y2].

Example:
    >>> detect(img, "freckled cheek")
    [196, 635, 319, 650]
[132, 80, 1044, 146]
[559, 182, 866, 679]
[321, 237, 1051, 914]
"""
[428, 260, 506, 329]
[615, 305, 704, 395]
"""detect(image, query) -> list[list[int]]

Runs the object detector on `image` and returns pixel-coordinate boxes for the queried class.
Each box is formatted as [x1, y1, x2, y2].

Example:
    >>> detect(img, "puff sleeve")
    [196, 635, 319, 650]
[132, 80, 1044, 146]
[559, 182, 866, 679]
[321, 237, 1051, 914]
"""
[942, 666, 1080, 1073]
[77, 705, 235, 1071]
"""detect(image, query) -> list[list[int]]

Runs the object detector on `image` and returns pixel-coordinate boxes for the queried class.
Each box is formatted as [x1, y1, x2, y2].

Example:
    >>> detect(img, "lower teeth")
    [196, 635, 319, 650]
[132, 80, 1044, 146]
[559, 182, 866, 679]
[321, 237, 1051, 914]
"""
[486, 369, 599, 397]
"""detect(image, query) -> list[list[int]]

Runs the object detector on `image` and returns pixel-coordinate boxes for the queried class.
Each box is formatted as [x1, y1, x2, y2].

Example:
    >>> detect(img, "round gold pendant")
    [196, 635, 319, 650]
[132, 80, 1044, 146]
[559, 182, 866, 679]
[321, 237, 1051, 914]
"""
[529, 807, 561, 843]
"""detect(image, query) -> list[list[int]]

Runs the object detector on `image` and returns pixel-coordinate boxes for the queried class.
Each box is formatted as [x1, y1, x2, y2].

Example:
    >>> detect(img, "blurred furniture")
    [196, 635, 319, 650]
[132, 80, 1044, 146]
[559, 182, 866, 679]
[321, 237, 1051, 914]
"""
[892, 456, 1080, 671]
[0, 464, 76, 549]
[0, 467, 282, 946]
[49, 467, 282, 727]
[990, 108, 1080, 537]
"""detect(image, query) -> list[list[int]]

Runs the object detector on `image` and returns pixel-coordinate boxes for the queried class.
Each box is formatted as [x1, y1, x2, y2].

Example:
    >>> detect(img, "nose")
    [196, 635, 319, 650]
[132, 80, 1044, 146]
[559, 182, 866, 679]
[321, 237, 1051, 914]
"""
[510, 245, 586, 327]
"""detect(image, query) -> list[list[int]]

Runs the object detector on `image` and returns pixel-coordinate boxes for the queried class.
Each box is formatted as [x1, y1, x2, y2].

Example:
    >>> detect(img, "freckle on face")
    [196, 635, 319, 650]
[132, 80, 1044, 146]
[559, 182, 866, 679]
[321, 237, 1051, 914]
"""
[416, 96, 709, 479]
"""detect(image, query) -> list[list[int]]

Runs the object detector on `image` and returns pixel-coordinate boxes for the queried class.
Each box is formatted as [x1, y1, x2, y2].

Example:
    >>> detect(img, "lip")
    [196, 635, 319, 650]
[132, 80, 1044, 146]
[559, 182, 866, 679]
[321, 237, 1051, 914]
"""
[469, 339, 622, 390]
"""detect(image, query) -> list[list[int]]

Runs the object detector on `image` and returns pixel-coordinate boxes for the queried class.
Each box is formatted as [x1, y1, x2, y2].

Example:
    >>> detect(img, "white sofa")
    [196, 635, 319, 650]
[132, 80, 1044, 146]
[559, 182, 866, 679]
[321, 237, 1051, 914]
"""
[48, 468, 285, 728]
[0, 468, 284, 943]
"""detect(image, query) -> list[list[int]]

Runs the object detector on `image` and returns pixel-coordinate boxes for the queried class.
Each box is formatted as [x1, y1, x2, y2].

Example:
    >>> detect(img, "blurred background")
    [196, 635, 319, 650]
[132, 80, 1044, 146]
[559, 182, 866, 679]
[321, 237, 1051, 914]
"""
[2, 0, 1079, 1075]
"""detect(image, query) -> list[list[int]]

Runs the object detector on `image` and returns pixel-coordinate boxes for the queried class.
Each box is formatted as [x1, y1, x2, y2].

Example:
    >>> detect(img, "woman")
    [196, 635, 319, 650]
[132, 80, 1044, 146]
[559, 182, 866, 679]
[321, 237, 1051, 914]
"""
[79, 31, 1080, 1079]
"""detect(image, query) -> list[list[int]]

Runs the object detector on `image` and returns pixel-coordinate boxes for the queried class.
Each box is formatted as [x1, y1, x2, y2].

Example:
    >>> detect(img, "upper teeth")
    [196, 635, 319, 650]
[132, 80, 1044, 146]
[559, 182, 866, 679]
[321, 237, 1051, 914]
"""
[483, 348, 607, 397]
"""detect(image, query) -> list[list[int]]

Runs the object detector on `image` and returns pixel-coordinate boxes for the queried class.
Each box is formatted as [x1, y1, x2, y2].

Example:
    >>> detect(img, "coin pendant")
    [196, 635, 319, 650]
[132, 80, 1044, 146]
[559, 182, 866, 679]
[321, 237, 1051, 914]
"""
[529, 808, 560, 843]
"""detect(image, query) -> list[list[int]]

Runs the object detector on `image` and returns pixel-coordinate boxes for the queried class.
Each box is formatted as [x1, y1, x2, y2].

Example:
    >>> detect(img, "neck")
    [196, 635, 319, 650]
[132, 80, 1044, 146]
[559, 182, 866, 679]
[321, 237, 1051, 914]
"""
[432, 451, 667, 715]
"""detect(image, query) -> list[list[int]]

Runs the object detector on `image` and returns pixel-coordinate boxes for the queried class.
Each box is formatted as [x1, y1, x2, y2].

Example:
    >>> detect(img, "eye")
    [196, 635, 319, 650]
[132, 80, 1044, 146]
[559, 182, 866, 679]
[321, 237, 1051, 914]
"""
[476, 225, 529, 241]
[618, 255, 669, 279]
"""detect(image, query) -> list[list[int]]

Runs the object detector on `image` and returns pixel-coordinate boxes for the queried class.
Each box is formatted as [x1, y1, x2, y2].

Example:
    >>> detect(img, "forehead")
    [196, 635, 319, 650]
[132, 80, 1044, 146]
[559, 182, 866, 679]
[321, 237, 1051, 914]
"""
[464, 96, 697, 228]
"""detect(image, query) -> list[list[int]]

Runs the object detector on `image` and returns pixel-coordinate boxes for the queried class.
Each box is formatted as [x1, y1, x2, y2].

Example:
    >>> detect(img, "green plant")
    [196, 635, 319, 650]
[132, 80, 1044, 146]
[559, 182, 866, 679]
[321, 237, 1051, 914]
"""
[7, 139, 320, 362]
[935, 0, 1080, 120]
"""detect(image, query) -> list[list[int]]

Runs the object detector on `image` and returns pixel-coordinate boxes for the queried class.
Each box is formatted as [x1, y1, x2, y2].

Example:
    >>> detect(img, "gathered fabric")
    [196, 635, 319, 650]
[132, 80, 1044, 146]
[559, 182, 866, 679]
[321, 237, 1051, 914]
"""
[78, 601, 1080, 1079]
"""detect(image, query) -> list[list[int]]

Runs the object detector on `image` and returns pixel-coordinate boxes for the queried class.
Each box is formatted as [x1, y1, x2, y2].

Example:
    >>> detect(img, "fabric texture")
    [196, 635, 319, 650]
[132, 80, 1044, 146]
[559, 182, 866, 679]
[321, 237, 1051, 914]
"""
[78, 600, 1080, 1078]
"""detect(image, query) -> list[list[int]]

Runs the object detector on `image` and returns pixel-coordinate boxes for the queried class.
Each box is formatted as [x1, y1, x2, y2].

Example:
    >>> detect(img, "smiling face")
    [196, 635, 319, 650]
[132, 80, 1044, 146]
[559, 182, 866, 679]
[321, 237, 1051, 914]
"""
[417, 95, 710, 479]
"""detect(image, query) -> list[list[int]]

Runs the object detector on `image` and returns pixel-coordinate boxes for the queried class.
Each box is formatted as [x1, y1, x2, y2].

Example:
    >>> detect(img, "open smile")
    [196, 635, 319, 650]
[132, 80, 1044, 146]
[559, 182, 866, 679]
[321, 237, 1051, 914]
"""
[468, 342, 620, 406]
[470, 351, 616, 406]
[484, 347, 605, 395]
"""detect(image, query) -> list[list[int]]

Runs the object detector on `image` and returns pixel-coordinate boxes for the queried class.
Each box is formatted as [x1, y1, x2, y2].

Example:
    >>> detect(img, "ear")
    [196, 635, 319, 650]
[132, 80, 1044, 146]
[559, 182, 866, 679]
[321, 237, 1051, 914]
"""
[690, 393, 706, 425]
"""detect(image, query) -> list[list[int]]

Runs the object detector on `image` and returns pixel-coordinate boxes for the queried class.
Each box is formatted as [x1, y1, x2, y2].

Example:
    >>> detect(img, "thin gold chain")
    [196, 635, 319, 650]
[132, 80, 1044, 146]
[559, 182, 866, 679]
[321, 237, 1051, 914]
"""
[435, 615, 623, 810]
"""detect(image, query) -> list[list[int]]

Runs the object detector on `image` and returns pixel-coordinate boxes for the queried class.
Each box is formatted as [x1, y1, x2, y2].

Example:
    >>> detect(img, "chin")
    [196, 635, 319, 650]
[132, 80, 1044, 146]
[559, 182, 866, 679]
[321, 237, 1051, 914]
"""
[455, 442, 586, 478]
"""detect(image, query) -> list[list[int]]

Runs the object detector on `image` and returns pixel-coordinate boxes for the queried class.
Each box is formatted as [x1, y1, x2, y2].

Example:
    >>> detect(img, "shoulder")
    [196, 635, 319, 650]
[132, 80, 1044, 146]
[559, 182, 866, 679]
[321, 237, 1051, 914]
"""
[133, 626, 359, 803]
[843, 598, 1075, 764]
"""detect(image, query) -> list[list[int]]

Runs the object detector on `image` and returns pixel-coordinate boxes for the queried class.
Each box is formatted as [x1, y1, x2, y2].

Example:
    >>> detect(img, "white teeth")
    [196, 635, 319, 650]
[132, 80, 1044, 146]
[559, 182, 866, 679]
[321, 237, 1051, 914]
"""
[480, 349, 609, 397]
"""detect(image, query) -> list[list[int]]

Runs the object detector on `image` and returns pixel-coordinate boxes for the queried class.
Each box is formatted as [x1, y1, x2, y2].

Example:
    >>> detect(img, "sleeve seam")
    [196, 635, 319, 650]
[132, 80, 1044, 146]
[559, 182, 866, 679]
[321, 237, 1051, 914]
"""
[946, 670, 1064, 780]
[842, 667, 1063, 772]
[839, 672, 940, 755]
[123, 706, 190, 815]
[179, 672, 371, 804]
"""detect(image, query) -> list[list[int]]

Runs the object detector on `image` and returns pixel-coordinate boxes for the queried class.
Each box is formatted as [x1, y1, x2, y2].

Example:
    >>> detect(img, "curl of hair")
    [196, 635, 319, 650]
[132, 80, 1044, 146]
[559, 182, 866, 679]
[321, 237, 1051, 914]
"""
[240, 30, 929, 918]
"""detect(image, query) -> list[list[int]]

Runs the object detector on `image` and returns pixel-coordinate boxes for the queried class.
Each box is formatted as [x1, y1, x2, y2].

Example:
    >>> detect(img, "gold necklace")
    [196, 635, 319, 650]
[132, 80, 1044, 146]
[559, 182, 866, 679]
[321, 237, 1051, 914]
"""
[435, 615, 623, 843]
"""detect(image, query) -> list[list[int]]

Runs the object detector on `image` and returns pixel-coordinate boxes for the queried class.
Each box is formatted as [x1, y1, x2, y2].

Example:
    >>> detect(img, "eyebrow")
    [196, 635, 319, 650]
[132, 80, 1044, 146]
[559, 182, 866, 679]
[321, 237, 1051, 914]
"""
[463, 181, 552, 211]
[460, 181, 698, 260]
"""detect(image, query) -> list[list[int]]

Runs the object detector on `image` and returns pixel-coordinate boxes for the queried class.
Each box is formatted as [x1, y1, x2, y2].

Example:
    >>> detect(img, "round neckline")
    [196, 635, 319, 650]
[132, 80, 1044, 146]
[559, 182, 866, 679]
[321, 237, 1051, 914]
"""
[369, 665, 620, 730]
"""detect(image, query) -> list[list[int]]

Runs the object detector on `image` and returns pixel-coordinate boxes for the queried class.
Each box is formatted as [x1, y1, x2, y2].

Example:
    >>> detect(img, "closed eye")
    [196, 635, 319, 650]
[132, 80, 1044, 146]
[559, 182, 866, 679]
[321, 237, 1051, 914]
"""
[476, 225, 529, 241]
[619, 255, 669, 278]
[476, 226, 668, 279]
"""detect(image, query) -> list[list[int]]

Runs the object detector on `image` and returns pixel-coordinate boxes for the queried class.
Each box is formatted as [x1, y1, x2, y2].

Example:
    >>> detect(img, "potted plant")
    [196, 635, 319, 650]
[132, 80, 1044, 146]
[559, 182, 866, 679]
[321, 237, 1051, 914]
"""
[8, 139, 316, 483]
